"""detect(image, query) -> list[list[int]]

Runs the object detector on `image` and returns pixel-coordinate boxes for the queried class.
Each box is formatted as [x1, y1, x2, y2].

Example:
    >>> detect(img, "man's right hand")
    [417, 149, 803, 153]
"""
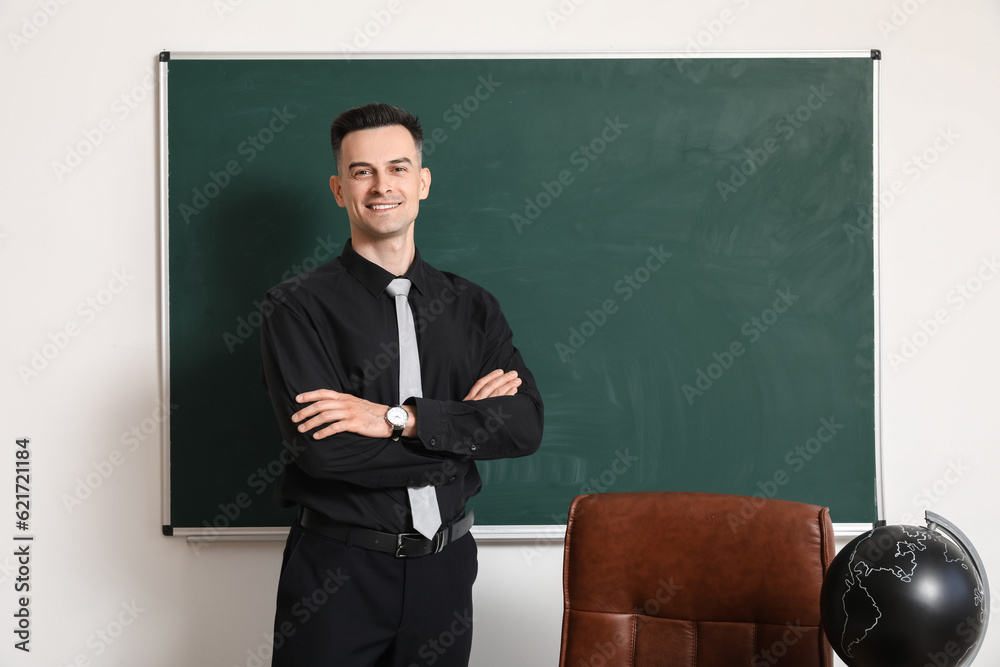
[463, 369, 521, 401]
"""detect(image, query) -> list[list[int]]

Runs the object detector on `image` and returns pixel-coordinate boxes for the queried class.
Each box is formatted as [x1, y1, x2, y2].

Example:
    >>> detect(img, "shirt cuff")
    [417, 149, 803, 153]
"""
[413, 396, 453, 455]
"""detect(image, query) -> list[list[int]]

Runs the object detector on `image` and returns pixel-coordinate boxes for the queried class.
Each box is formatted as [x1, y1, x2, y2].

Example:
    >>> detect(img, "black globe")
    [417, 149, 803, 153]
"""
[820, 521, 987, 667]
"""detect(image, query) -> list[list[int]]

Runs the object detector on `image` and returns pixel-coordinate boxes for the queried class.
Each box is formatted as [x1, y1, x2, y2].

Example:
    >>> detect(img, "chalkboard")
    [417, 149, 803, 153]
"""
[160, 53, 879, 536]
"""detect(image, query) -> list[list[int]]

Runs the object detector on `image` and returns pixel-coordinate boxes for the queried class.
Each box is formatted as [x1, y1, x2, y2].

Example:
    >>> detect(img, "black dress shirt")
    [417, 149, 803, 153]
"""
[261, 239, 544, 533]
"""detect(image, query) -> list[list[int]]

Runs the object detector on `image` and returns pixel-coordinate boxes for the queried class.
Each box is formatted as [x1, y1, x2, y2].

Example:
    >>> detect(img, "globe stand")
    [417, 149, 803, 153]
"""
[926, 511, 991, 666]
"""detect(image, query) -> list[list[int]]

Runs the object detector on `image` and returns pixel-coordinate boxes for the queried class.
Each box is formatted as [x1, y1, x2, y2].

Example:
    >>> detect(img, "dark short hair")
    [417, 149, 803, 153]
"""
[330, 103, 423, 172]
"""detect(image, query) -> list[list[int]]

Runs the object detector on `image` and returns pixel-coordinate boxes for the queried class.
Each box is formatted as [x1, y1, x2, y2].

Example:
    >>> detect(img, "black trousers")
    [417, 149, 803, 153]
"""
[269, 520, 478, 667]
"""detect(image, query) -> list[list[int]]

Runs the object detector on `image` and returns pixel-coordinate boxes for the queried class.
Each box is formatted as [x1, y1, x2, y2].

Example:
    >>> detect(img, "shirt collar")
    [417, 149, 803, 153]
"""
[339, 238, 428, 298]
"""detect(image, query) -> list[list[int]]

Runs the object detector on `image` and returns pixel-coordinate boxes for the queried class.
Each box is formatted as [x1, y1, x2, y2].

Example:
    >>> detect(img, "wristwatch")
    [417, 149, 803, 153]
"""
[385, 405, 408, 441]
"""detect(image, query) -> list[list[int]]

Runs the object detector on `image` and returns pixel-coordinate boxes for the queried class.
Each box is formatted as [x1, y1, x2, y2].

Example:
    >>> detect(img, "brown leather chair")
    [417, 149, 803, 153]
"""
[558, 492, 835, 666]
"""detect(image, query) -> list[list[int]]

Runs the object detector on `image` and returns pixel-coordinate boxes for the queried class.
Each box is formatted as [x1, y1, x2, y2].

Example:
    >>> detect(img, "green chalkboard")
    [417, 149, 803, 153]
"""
[162, 54, 878, 533]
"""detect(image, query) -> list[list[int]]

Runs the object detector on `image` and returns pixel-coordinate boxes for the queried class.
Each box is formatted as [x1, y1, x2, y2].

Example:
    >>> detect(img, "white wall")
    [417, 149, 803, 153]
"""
[2, 1, 998, 665]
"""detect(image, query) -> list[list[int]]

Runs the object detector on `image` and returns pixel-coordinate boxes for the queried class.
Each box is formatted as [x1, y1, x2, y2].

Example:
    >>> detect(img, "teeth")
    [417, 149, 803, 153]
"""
[370, 204, 399, 210]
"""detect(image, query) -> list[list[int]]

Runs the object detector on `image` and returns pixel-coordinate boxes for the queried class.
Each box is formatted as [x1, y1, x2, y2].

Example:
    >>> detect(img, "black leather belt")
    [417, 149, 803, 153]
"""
[300, 507, 475, 558]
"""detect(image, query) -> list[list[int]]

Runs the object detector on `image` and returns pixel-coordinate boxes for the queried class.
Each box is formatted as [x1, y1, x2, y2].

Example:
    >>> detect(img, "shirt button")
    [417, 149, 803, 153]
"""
[450, 476, 456, 482]
[407, 478, 415, 485]
[429, 438, 437, 447]
[470, 444, 477, 451]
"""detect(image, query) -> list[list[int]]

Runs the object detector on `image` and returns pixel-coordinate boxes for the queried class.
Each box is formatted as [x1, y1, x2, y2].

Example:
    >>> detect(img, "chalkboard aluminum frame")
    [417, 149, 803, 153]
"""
[158, 50, 882, 542]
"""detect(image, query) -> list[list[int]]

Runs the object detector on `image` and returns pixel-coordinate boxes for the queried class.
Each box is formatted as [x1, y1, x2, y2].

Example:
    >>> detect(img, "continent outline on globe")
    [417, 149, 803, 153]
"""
[820, 513, 988, 667]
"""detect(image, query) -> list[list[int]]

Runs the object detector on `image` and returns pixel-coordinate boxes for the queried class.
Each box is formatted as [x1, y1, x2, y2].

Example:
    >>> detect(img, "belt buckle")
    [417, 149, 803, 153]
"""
[394, 531, 443, 557]
[395, 533, 407, 558]
[394, 532, 421, 558]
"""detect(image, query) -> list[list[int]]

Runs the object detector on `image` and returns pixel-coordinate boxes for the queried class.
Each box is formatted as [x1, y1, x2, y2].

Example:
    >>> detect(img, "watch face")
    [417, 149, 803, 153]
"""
[386, 406, 407, 427]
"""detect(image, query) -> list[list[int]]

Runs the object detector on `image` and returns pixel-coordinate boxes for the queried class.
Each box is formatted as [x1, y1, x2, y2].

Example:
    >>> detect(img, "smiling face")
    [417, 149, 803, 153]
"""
[329, 124, 431, 245]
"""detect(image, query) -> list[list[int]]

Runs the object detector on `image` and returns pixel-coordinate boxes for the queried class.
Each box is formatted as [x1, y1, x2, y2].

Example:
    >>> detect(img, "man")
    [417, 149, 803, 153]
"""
[260, 103, 544, 666]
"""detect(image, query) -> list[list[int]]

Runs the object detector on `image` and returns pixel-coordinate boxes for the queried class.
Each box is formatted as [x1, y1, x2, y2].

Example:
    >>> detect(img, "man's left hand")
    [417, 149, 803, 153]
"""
[293, 389, 392, 440]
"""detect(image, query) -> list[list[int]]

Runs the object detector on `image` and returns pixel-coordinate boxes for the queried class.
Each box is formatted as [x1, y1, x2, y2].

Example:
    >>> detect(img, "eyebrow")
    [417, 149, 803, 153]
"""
[347, 157, 413, 170]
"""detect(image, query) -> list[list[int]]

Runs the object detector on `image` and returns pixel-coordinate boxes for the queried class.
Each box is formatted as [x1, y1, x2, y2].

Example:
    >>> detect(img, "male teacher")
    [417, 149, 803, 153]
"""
[260, 103, 544, 666]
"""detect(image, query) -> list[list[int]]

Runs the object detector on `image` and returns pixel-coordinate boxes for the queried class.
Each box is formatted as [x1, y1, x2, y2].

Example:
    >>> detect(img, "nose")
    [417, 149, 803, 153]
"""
[370, 172, 392, 195]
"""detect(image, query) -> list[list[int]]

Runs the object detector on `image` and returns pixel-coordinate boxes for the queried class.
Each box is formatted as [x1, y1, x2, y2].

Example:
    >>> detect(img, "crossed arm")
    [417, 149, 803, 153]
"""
[261, 290, 542, 487]
[291, 368, 523, 440]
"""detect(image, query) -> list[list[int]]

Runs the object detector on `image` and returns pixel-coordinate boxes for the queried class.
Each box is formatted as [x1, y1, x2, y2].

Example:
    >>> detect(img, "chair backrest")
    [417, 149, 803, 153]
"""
[559, 492, 835, 667]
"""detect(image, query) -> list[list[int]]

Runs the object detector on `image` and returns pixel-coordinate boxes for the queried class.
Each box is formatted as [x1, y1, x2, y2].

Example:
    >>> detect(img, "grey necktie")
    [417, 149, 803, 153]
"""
[386, 278, 442, 540]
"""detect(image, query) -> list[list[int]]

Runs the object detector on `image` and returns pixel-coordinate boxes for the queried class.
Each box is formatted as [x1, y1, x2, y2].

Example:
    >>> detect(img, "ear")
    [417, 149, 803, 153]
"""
[330, 174, 346, 208]
[418, 167, 432, 201]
